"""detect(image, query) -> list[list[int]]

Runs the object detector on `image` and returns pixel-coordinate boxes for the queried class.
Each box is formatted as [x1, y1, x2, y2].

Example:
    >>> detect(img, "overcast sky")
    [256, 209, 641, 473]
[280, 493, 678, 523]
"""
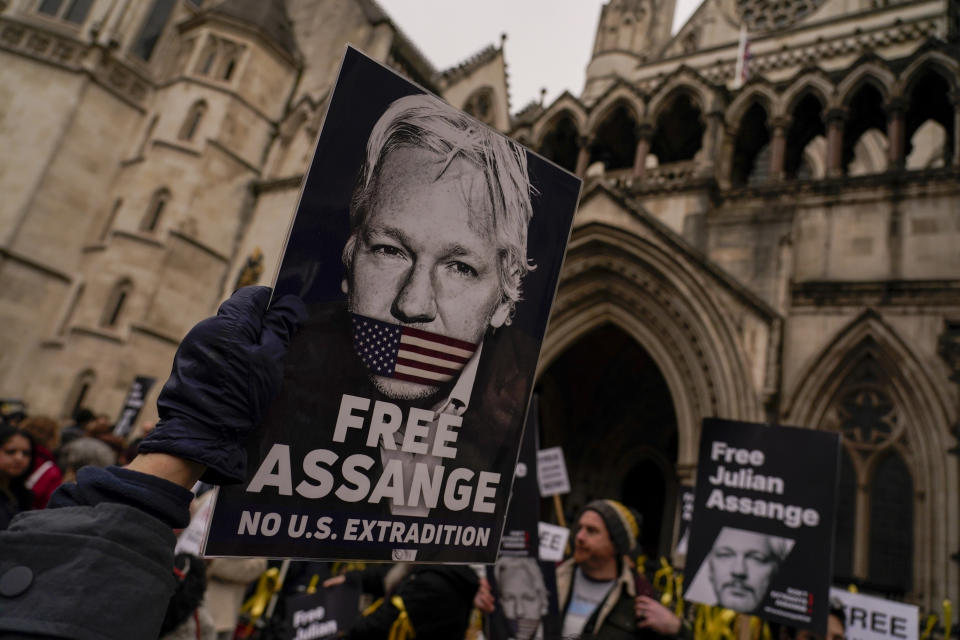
[376, 0, 703, 112]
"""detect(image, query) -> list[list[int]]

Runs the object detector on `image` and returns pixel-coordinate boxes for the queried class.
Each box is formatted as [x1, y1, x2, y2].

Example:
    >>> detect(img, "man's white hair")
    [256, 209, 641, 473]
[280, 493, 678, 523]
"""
[344, 93, 535, 320]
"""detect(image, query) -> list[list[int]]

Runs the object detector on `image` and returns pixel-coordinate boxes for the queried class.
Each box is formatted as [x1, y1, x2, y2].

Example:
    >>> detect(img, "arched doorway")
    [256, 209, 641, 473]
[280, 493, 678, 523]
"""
[537, 323, 679, 559]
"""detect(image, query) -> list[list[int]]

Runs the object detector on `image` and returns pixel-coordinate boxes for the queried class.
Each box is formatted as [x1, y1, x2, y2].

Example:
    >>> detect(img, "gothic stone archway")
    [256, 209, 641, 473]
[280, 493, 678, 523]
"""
[538, 185, 778, 494]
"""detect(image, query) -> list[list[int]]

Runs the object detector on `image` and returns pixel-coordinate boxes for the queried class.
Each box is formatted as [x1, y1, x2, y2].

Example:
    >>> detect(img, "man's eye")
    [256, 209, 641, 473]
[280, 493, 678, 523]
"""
[449, 261, 478, 278]
[371, 244, 404, 257]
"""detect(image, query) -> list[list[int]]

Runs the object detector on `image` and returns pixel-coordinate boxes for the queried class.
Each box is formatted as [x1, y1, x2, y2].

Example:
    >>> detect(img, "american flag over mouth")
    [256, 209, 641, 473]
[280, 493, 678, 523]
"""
[350, 314, 479, 386]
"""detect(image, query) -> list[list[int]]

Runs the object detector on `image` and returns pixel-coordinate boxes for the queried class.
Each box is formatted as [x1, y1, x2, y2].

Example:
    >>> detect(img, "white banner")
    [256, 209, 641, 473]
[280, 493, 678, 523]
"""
[538, 521, 570, 562]
[829, 588, 918, 640]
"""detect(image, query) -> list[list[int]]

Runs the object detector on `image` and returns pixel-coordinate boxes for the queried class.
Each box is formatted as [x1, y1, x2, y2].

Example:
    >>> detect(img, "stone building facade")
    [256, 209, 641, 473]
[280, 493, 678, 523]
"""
[0, 0, 957, 611]
[513, 0, 959, 611]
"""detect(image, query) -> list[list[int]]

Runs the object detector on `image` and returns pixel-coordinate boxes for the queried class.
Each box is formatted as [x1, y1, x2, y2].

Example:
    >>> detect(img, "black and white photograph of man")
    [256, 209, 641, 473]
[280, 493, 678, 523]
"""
[494, 556, 550, 640]
[684, 526, 795, 614]
[205, 48, 580, 562]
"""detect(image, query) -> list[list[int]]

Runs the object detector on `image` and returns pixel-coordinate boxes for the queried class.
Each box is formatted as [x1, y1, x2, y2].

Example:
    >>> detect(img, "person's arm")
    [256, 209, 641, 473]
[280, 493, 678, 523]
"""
[126, 453, 205, 490]
[0, 286, 305, 640]
[635, 596, 684, 636]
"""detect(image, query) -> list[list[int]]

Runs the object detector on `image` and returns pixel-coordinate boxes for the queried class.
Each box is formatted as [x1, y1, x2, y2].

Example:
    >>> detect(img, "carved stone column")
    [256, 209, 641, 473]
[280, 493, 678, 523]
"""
[632, 123, 653, 179]
[698, 109, 725, 178]
[885, 98, 907, 170]
[575, 135, 593, 177]
[825, 108, 847, 178]
[768, 117, 790, 181]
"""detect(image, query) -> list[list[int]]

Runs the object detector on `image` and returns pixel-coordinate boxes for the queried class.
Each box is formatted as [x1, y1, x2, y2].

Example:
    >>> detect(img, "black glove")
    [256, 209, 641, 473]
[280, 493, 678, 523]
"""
[138, 286, 306, 484]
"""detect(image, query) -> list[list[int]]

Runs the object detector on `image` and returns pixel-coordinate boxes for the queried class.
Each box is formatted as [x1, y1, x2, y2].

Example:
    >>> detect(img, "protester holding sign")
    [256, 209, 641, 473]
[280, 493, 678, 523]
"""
[558, 499, 690, 640]
[205, 48, 579, 564]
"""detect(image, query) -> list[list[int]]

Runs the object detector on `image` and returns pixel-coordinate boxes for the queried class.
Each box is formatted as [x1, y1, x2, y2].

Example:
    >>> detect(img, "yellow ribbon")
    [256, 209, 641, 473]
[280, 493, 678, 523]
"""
[943, 600, 952, 640]
[360, 595, 416, 640]
[332, 561, 368, 577]
[694, 605, 736, 640]
[387, 596, 415, 640]
[920, 614, 937, 640]
[847, 584, 859, 593]
[674, 575, 685, 617]
[306, 574, 319, 595]
[637, 554, 648, 573]
[655, 558, 675, 606]
[239, 567, 282, 620]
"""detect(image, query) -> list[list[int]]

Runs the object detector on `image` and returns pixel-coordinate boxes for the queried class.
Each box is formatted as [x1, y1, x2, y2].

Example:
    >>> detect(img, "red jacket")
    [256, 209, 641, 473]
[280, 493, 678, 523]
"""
[25, 445, 62, 509]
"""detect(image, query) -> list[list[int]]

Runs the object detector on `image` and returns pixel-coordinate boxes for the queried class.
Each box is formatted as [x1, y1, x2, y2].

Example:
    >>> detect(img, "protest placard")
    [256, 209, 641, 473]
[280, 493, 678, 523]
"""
[488, 400, 561, 640]
[536, 447, 571, 496]
[674, 486, 695, 556]
[538, 522, 569, 563]
[204, 47, 581, 563]
[829, 588, 918, 640]
[683, 418, 841, 632]
[284, 583, 361, 640]
[112, 375, 156, 438]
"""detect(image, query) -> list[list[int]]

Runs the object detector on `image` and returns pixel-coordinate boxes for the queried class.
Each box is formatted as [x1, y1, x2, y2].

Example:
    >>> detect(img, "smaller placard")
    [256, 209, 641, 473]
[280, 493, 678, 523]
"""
[538, 522, 570, 562]
[829, 588, 918, 640]
[284, 583, 361, 640]
[674, 486, 695, 556]
[113, 376, 156, 438]
[536, 447, 570, 496]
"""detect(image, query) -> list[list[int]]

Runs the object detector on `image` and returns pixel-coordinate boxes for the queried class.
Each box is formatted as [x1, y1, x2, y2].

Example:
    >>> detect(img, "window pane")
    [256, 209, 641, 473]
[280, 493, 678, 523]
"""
[38, 0, 64, 16]
[131, 0, 176, 61]
[868, 452, 913, 594]
[832, 448, 856, 581]
[64, 0, 93, 23]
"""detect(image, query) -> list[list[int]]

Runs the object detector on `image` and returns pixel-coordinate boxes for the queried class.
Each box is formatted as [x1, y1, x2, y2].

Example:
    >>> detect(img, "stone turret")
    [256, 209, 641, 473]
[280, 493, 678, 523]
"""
[584, 0, 677, 102]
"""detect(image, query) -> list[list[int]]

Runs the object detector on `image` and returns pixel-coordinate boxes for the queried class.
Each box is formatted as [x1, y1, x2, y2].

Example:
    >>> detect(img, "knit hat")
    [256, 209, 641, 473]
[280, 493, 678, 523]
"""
[579, 499, 642, 558]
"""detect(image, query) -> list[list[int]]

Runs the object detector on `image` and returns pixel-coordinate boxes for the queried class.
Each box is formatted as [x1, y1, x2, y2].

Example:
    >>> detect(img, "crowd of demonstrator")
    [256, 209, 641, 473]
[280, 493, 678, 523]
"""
[0, 290, 849, 640]
[0, 406, 149, 529]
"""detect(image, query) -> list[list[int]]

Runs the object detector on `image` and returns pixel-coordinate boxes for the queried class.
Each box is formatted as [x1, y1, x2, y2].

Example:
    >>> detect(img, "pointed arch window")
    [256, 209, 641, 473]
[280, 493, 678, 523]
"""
[463, 87, 496, 126]
[868, 452, 913, 592]
[539, 115, 580, 173]
[217, 41, 243, 82]
[905, 69, 955, 169]
[821, 352, 915, 596]
[178, 101, 207, 141]
[731, 102, 771, 186]
[650, 92, 704, 164]
[101, 279, 133, 328]
[140, 188, 170, 232]
[197, 37, 219, 76]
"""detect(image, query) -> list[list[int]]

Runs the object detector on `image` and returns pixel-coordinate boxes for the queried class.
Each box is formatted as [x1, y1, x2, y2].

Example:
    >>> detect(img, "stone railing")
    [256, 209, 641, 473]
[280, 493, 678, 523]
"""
[0, 15, 151, 108]
[644, 160, 700, 189]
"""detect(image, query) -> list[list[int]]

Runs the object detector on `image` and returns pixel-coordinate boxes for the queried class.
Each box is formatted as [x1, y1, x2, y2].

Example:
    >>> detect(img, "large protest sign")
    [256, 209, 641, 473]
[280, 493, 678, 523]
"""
[112, 375, 156, 438]
[205, 47, 581, 563]
[284, 583, 361, 640]
[488, 400, 560, 640]
[683, 418, 841, 632]
[829, 588, 918, 640]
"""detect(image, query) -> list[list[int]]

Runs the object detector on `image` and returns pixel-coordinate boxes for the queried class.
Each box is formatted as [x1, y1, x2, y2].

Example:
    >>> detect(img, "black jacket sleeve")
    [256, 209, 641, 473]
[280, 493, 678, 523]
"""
[0, 466, 193, 639]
